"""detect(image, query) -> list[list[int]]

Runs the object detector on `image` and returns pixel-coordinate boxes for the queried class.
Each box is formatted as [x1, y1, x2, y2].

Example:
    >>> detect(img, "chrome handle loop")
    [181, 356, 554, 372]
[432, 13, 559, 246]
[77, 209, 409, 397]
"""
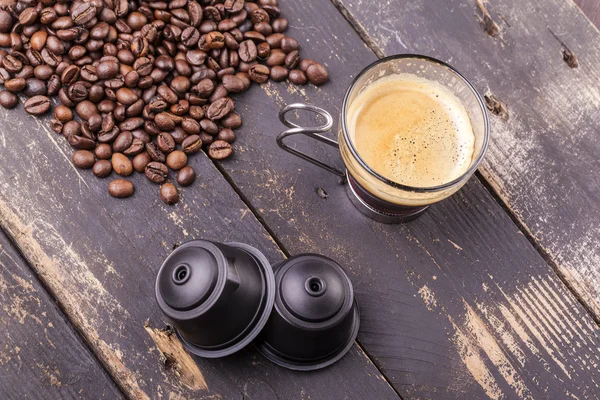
[276, 103, 345, 178]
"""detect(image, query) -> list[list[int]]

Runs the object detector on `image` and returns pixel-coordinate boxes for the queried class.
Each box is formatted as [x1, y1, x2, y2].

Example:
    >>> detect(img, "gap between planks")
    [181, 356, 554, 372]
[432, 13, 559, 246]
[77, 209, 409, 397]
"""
[0, 224, 130, 400]
[327, 0, 600, 328]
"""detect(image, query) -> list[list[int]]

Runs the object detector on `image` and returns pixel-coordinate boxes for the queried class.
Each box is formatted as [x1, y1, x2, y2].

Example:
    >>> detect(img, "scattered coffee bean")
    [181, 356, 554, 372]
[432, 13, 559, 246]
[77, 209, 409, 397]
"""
[133, 151, 152, 173]
[72, 150, 96, 169]
[145, 161, 168, 183]
[177, 166, 196, 186]
[54, 105, 73, 122]
[0, 90, 18, 109]
[24, 95, 50, 115]
[306, 62, 329, 86]
[288, 69, 307, 85]
[0, 0, 328, 203]
[208, 140, 233, 160]
[108, 179, 134, 198]
[112, 153, 133, 176]
[93, 160, 113, 178]
[270, 66, 288, 82]
[166, 150, 188, 171]
[95, 144, 113, 160]
[160, 182, 179, 205]
[182, 135, 203, 154]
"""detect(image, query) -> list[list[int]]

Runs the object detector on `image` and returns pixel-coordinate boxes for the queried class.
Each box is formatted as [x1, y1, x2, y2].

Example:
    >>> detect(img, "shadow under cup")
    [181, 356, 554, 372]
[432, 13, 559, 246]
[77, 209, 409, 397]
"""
[339, 55, 489, 223]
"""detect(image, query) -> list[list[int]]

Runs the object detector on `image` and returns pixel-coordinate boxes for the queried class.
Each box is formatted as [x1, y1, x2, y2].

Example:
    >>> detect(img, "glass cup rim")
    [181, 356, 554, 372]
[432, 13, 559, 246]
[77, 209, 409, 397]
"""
[341, 54, 490, 193]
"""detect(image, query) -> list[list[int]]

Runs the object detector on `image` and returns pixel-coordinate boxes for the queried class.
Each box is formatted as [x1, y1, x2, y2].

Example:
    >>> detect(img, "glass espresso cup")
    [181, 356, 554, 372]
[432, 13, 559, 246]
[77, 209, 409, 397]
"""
[277, 55, 489, 223]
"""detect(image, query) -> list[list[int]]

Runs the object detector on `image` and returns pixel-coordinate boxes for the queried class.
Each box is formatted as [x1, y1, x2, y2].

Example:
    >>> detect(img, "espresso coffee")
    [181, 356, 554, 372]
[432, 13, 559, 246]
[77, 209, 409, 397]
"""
[347, 73, 475, 188]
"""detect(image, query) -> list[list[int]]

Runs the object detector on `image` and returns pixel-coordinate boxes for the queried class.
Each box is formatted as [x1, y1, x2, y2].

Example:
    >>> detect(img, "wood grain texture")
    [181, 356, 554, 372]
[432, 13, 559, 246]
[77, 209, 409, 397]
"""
[574, 0, 600, 27]
[334, 0, 600, 323]
[207, 0, 600, 398]
[0, 106, 399, 399]
[0, 229, 123, 399]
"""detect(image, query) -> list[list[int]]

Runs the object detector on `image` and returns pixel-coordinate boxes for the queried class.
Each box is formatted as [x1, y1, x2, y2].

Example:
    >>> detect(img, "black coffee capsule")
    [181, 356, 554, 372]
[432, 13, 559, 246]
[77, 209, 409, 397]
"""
[155, 240, 275, 358]
[254, 254, 360, 370]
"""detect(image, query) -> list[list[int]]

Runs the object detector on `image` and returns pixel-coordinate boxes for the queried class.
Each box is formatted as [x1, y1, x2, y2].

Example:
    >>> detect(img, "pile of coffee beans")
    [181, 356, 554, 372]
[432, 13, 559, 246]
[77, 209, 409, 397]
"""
[0, 0, 328, 204]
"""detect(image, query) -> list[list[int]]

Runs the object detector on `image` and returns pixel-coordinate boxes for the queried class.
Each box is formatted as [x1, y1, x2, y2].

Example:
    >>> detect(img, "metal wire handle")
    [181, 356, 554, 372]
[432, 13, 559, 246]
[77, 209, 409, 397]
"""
[276, 103, 345, 177]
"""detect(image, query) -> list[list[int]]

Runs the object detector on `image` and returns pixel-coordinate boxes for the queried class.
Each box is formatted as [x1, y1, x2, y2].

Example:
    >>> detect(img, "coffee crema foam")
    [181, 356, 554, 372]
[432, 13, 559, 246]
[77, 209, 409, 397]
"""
[347, 73, 475, 188]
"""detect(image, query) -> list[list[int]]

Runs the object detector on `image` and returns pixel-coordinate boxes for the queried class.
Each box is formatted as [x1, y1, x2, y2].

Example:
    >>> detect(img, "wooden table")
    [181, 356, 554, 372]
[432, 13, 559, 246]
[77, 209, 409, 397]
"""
[1, 0, 599, 399]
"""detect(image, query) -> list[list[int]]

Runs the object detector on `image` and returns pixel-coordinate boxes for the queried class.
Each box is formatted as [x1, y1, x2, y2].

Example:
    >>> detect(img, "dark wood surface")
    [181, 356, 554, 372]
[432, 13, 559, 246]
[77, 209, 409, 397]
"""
[335, 0, 600, 322]
[212, 0, 600, 398]
[0, 229, 123, 399]
[0, 108, 399, 398]
[574, 0, 600, 27]
[0, 0, 599, 399]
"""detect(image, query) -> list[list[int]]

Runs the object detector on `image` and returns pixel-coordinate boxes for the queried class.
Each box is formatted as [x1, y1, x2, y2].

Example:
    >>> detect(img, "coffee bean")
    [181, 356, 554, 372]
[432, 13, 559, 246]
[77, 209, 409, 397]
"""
[97, 60, 119, 79]
[249, 64, 269, 83]
[72, 2, 96, 26]
[95, 143, 112, 160]
[272, 18, 288, 33]
[306, 62, 329, 86]
[217, 128, 236, 143]
[112, 153, 133, 176]
[208, 140, 233, 160]
[75, 100, 98, 120]
[186, 50, 207, 66]
[160, 182, 179, 205]
[266, 49, 285, 66]
[0, 10, 12, 34]
[50, 119, 63, 134]
[181, 118, 201, 135]
[299, 58, 314, 72]
[157, 131, 175, 153]
[207, 98, 234, 120]
[288, 69, 307, 85]
[181, 134, 202, 154]
[0, 90, 18, 109]
[133, 151, 152, 173]
[157, 85, 179, 104]
[146, 142, 166, 162]
[24, 95, 51, 115]
[224, 0, 245, 13]
[266, 33, 284, 49]
[270, 65, 288, 82]
[72, 150, 96, 169]
[166, 150, 188, 170]
[221, 112, 243, 129]
[3, 55, 22, 73]
[145, 161, 168, 183]
[108, 179, 134, 198]
[200, 118, 219, 135]
[93, 160, 112, 178]
[256, 42, 270, 60]
[239, 40, 257, 63]
[177, 166, 196, 186]
[116, 88, 138, 105]
[171, 76, 191, 94]
[113, 131, 133, 153]
[68, 135, 96, 150]
[206, 31, 225, 49]
[54, 105, 73, 122]
[123, 138, 145, 156]
[5, 77, 26, 93]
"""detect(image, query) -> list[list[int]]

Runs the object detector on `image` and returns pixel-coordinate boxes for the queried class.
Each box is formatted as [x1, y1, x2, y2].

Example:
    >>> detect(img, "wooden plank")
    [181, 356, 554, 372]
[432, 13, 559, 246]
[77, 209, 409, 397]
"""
[0, 229, 123, 399]
[574, 0, 600, 28]
[333, 0, 600, 323]
[206, 0, 600, 398]
[0, 111, 400, 397]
